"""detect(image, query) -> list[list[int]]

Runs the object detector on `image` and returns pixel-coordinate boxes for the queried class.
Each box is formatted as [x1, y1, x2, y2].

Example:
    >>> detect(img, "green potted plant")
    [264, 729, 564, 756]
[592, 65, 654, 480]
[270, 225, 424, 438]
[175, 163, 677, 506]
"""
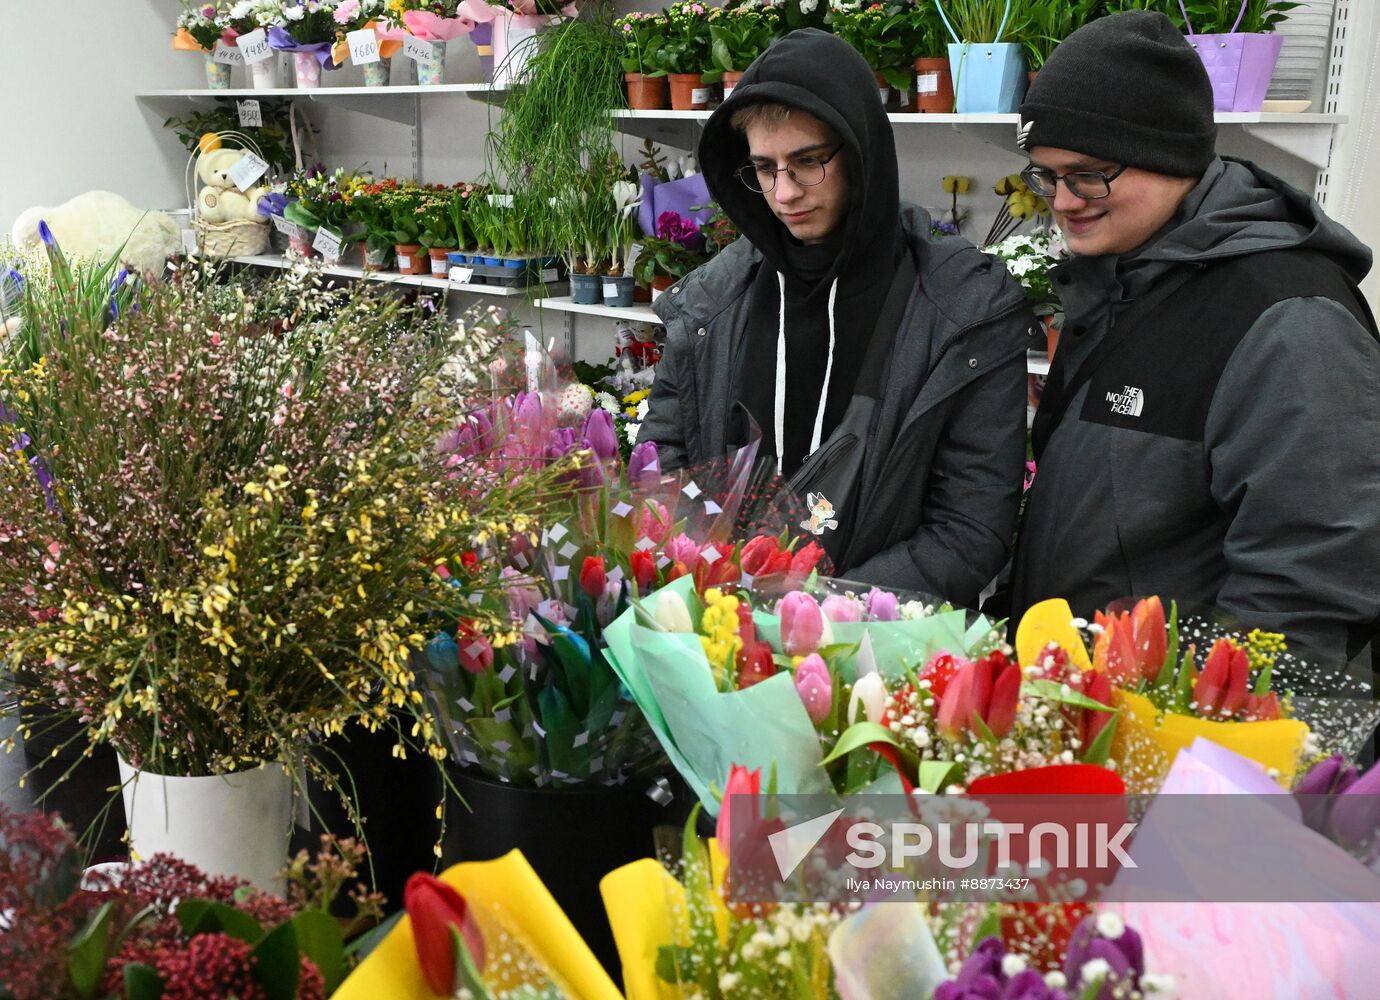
[706, 3, 781, 95]
[934, 0, 1032, 112]
[632, 210, 708, 301]
[416, 191, 459, 278]
[348, 179, 401, 272]
[828, 0, 916, 105]
[616, 11, 670, 109]
[1014, 0, 1102, 78]
[905, 0, 956, 111]
[381, 183, 426, 274]
[651, 2, 715, 110]
[603, 173, 643, 307]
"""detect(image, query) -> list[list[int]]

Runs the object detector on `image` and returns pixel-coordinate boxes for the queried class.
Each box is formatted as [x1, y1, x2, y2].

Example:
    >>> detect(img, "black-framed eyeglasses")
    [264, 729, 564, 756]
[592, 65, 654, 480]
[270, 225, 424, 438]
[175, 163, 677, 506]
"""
[1021, 163, 1128, 200]
[737, 143, 846, 194]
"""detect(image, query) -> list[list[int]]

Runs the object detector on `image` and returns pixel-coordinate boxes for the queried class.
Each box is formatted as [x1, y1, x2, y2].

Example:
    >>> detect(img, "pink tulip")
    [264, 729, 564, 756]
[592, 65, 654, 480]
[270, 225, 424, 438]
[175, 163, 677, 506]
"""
[820, 594, 862, 624]
[662, 533, 701, 568]
[779, 592, 824, 657]
[794, 654, 833, 725]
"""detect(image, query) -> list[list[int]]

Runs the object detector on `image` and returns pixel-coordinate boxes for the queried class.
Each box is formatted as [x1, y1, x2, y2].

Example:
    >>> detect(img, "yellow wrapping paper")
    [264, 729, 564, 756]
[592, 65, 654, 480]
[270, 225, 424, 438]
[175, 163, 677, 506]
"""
[331, 21, 403, 67]
[1014, 598, 1092, 672]
[334, 850, 622, 1000]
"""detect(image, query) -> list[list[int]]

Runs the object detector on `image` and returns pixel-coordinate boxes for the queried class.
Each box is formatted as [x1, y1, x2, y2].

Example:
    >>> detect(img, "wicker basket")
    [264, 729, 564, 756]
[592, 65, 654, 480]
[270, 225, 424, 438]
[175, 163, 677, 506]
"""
[194, 218, 270, 259]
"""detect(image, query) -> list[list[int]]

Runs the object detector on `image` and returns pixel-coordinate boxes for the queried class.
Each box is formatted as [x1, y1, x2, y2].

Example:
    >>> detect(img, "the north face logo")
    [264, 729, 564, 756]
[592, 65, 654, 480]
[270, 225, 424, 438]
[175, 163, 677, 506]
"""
[1106, 385, 1145, 417]
[1016, 117, 1034, 150]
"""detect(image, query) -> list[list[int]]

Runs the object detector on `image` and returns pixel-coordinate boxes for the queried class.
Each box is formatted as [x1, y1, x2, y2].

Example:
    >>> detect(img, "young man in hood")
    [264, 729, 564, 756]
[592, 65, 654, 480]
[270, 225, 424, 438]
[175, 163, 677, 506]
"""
[639, 28, 1038, 608]
[1009, 12, 1380, 669]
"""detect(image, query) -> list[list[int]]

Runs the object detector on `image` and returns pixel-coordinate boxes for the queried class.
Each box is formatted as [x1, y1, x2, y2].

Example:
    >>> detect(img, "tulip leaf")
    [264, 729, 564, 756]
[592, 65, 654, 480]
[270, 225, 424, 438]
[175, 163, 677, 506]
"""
[451, 925, 493, 1000]
[972, 712, 997, 744]
[655, 944, 699, 984]
[1154, 601, 1181, 689]
[175, 898, 264, 944]
[292, 910, 346, 993]
[67, 900, 115, 999]
[1022, 679, 1116, 713]
[121, 962, 163, 1000]
[250, 921, 300, 1000]
[1080, 709, 1120, 767]
[1173, 644, 1198, 712]
[820, 722, 900, 766]
[917, 760, 962, 794]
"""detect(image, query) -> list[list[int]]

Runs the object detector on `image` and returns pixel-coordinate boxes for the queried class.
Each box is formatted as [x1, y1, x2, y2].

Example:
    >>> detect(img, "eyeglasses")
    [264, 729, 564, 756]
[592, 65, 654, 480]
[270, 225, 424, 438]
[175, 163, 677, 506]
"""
[1021, 163, 1128, 200]
[737, 143, 846, 194]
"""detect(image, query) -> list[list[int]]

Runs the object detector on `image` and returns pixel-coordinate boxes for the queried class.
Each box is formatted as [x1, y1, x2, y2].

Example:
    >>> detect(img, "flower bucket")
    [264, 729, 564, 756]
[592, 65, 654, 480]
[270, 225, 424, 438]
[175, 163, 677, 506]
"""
[428, 246, 456, 276]
[293, 50, 323, 88]
[570, 272, 601, 304]
[205, 53, 232, 89]
[117, 757, 294, 890]
[668, 72, 712, 111]
[912, 56, 954, 112]
[602, 274, 636, 307]
[289, 229, 315, 257]
[395, 243, 424, 275]
[248, 53, 281, 89]
[413, 40, 446, 86]
[443, 767, 691, 978]
[624, 71, 667, 110]
[1179, 0, 1284, 112]
[363, 57, 391, 87]
[936, 0, 1027, 113]
[471, 21, 496, 81]
[364, 244, 395, 272]
[721, 69, 744, 98]
[491, 10, 570, 88]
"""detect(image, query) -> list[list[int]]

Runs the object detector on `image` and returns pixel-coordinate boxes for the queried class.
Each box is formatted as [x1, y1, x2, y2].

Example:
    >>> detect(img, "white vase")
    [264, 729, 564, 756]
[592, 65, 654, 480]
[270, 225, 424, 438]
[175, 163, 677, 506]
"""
[1267, 0, 1335, 102]
[117, 756, 294, 890]
[249, 55, 281, 90]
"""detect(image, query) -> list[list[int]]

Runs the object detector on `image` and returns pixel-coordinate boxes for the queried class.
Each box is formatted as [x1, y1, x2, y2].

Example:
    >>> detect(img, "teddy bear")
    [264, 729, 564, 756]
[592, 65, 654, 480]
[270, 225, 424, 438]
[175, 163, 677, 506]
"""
[9, 191, 181, 276]
[195, 148, 270, 226]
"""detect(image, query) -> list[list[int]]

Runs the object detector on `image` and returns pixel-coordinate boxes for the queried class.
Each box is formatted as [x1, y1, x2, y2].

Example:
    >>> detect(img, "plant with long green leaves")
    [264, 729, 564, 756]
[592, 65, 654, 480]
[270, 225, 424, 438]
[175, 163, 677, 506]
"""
[933, 0, 1030, 43]
[1014, 0, 1103, 68]
[1174, 0, 1299, 34]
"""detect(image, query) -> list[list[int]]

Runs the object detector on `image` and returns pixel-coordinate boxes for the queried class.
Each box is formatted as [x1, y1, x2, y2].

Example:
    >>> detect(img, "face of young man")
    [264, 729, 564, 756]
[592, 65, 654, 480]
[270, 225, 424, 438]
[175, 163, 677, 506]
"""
[1028, 146, 1197, 257]
[744, 111, 850, 245]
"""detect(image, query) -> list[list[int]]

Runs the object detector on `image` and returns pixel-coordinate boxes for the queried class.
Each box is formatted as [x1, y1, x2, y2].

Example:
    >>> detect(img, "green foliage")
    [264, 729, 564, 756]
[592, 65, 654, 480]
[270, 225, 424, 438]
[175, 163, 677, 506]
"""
[1014, 0, 1103, 68]
[706, 4, 781, 78]
[1174, 0, 1299, 34]
[935, 0, 1029, 43]
[828, 0, 916, 87]
[647, 1, 714, 75]
[615, 11, 670, 75]
[163, 98, 298, 175]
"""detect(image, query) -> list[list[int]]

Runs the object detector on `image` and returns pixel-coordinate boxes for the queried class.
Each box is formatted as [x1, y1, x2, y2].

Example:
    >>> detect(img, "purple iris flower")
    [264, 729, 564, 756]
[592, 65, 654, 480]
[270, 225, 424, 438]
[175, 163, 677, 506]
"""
[38, 220, 56, 248]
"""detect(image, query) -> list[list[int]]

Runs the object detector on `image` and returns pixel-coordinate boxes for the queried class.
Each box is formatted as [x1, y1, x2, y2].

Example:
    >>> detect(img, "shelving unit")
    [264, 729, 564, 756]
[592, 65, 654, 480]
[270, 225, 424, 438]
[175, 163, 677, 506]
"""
[229, 253, 565, 298]
[533, 295, 660, 324]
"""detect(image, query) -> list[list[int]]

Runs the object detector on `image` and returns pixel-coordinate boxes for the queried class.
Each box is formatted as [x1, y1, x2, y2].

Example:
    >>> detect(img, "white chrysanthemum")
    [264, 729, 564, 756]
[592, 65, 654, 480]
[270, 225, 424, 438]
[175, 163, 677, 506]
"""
[595, 391, 618, 414]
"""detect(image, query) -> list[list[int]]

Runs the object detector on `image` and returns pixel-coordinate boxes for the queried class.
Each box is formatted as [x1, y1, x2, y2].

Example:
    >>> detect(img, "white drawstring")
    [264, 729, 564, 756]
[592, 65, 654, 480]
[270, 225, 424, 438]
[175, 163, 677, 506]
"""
[773, 274, 840, 475]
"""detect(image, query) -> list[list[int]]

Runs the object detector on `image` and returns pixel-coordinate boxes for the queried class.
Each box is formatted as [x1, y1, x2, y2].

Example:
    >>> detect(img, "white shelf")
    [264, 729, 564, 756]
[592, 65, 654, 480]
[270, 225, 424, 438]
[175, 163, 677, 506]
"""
[138, 83, 501, 98]
[533, 295, 661, 324]
[611, 109, 1347, 126]
[230, 254, 561, 298]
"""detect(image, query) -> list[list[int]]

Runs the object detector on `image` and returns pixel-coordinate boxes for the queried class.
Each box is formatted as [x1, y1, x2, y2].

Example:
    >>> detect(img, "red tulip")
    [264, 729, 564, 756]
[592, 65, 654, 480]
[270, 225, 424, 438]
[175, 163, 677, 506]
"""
[735, 600, 758, 646]
[404, 872, 485, 996]
[456, 620, 493, 674]
[1093, 611, 1140, 686]
[1079, 670, 1116, 748]
[788, 540, 826, 581]
[739, 535, 792, 577]
[736, 641, 776, 689]
[921, 651, 967, 701]
[579, 556, 607, 599]
[1130, 596, 1166, 679]
[936, 652, 1020, 739]
[1243, 690, 1281, 721]
[1193, 638, 1251, 718]
[716, 764, 761, 860]
[985, 652, 1021, 738]
[693, 542, 740, 593]
[629, 550, 657, 593]
[664, 559, 690, 582]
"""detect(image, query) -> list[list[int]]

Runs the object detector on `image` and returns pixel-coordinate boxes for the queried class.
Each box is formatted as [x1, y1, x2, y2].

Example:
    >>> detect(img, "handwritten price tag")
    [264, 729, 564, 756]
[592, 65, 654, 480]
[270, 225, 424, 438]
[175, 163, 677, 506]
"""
[270, 215, 301, 238]
[228, 152, 269, 192]
[237, 99, 263, 128]
[213, 41, 244, 66]
[401, 34, 436, 63]
[237, 28, 273, 64]
[347, 28, 381, 65]
[313, 227, 344, 262]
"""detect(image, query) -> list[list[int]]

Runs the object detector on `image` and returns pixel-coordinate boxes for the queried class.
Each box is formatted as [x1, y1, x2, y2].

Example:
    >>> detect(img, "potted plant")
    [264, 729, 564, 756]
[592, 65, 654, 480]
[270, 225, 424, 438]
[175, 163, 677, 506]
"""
[934, 0, 1030, 112]
[284, 166, 365, 263]
[225, 0, 288, 89]
[174, 2, 233, 89]
[653, 1, 715, 110]
[706, 2, 781, 96]
[416, 190, 459, 277]
[1014, 0, 1102, 81]
[268, 0, 342, 89]
[616, 11, 670, 109]
[828, 0, 915, 107]
[905, 0, 956, 112]
[632, 210, 708, 300]
[603, 175, 642, 307]
[348, 177, 400, 271]
[331, 0, 400, 86]
[382, 182, 426, 273]
[1176, 0, 1300, 111]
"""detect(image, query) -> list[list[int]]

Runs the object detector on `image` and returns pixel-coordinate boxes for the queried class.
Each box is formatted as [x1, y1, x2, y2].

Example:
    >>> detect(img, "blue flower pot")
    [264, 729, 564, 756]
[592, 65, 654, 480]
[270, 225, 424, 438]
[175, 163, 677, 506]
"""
[570, 273, 601, 304]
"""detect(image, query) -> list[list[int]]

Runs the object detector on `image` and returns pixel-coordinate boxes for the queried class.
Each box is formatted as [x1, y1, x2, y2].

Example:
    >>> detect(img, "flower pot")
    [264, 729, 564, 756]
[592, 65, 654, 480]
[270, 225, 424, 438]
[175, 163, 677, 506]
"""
[624, 71, 668, 110]
[289, 230, 315, 257]
[1028, 68, 1038, 86]
[471, 22, 495, 81]
[913, 56, 954, 113]
[873, 70, 893, 108]
[1043, 315, 1060, 359]
[362, 57, 391, 87]
[947, 41, 1027, 113]
[721, 70, 744, 98]
[443, 767, 693, 978]
[649, 274, 675, 302]
[205, 53, 232, 89]
[395, 243, 423, 275]
[570, 272, 601, 304]
[248, 53, 281, 90]
[293, 51, 322, 89]
[412, 40, 446, 86]
[364, 244, 394, 272]
[633, 283, 652, 303]
[1185, 30, 1283, 112]
[668, 72, 712, 111]
[602, 274, 636, 307]
[117, 756, 293, 890]
[428, 247, 457, 276]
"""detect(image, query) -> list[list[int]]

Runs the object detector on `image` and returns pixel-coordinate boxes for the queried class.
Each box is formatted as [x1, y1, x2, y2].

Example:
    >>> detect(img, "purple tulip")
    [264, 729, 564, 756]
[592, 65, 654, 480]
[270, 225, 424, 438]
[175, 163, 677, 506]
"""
[628, 440, 660, 486]
[1295, 753, 1362, 834]
[501, 567, 543, 622]
[544, 426, 577, 462]
[1063, 916, 1143, 1000]
[1329, 758, 1380, 862]
[865, 587, 900, 621]
[794, 654, 832, 725]
[780, 592, 824, 656]
[935, 937, 1069, 1000]
[581, 408, 619, 462]
[514, 391, 545, 446]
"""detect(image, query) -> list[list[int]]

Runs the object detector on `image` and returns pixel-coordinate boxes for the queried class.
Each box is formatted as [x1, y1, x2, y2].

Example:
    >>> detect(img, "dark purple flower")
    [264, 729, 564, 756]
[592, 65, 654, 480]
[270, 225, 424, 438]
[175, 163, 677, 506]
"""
[1064, 917, 1142, 1000]
[627, 440, 660, 486]
[655, 210, 702, 250]
[581, 408, 619, 462]
[37, 219, 56, 248]
[1296, 753, 1361, 833]
[544, 426, 577, 462]
[935, 937, 1006, 1000]
[1329, 758, 1380, 862]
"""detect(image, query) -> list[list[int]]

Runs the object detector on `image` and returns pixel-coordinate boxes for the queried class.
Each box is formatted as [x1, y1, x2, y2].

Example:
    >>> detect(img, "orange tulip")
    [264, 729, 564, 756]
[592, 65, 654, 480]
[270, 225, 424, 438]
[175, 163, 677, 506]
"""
[1093, 596, 1167, 685]
[1193, 638, 1251, 718]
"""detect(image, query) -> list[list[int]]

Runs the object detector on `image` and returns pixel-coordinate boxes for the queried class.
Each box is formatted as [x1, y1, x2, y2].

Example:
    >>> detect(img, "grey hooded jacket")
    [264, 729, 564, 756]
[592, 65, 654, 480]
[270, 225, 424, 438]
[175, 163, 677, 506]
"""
[1010, 157, 1380, 666]
[641, 205, 1040, 607]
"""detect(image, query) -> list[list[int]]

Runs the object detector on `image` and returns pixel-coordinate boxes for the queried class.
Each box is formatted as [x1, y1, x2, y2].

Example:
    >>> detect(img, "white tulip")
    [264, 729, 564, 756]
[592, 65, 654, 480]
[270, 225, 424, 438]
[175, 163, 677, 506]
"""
[654, 590, 693, 633]
[848, 672, 888, 725]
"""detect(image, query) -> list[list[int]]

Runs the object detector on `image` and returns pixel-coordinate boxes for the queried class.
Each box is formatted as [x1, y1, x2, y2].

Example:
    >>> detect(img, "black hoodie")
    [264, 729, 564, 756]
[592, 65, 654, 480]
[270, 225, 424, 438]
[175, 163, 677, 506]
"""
[698, 28, 902, 475]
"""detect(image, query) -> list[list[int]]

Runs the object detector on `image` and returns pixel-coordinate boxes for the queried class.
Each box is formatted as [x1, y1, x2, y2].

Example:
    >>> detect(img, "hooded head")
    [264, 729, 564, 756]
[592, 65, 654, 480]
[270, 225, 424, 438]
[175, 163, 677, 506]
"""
[699, 28, 899, 291]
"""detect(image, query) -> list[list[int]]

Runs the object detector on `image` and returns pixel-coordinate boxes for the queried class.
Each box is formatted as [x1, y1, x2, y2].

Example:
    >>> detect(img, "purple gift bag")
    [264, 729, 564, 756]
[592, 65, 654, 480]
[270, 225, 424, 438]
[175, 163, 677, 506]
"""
[637, 173, 715, 240]
[1179, 0, 1284, 112]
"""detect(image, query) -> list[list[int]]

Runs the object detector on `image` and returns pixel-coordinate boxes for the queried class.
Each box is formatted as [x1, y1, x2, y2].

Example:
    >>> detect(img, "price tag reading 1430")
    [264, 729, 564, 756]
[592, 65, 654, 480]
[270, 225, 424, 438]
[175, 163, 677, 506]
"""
[401, 34, 436, 63]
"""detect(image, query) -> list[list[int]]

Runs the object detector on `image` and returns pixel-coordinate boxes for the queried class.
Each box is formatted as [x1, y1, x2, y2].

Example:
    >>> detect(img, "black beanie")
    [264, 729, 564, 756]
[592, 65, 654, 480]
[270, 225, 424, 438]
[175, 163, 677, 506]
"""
[1018, 11, 1216, 177]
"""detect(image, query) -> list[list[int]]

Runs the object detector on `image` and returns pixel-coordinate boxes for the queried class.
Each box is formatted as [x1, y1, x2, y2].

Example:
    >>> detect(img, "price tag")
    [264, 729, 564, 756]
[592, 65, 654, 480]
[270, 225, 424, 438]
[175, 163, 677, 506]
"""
[270, 214, 301, 238]
[228, 151, 269, 192]
[396, 252, 412, 270]
[181, 229, 199, 255]
[625, 242, 643, 277]
[236, 28, 273, 64]
[313, 227, 343, 262]
[213, 41, 244, 65]
[602, 282, 618, 298]
[690, 87, 711, 105]
[237, 99, 263, 128]
[722, 85, 735, 98]
[401, 34, 436, 63]
[449, 265, 475, 284]
[539, 267, 559, 282]
[917, 71, 940, 96]
[878, 87, 889, 104]
[347, 28, 381, 65]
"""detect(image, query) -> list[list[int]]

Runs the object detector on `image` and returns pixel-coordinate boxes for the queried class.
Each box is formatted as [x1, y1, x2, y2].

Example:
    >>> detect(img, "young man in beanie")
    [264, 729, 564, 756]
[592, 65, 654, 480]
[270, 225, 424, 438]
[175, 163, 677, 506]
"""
[639, 28, 1039, 606]
[1009, 11, 1380, 668]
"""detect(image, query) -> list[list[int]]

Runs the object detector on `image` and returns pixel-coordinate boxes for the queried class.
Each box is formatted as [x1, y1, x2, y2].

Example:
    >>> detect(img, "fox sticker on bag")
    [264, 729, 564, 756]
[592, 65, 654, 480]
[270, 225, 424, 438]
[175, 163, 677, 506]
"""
[800, 492, 840, 535]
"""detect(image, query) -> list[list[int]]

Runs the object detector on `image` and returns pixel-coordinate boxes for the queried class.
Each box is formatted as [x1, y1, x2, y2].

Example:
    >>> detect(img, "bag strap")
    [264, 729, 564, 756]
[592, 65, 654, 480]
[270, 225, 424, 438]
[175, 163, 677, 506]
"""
[995, 0, 1012, 43]
[934, 0, 1012, 44]
[1031, 264, 1201, 462]
[855, 245, 919, 398]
